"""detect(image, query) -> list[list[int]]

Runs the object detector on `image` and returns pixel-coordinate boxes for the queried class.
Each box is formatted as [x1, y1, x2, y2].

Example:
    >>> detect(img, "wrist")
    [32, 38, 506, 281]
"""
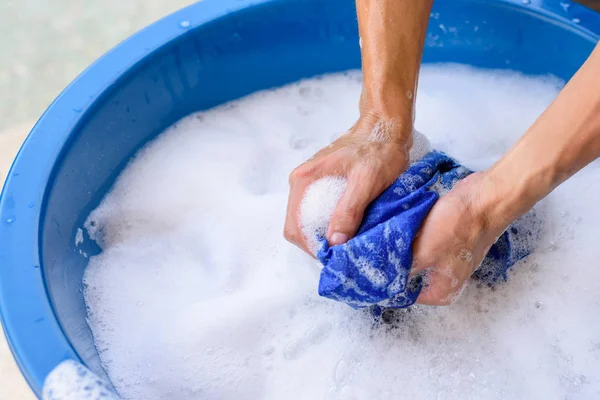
[357, 87, 415, 145]
[353, 107, 414, 149]
[476, 155, 554, 233]
[360, 83, 415, 121]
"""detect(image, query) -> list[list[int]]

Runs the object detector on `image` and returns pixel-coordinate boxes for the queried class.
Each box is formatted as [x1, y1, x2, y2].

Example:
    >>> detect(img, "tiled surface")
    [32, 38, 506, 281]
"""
[0, 2, 194, 398]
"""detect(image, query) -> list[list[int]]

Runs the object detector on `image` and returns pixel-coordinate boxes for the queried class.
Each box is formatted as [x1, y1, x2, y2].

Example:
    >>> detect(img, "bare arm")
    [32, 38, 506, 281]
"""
[482, 43, 600, 225]
[412, 44, 600, 305]
[357, 0, 434, 122]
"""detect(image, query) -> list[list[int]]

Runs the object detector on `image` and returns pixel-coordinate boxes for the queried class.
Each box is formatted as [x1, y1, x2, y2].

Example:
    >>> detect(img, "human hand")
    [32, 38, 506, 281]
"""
[410, 172, 514, 305]
[283, 0, 435, 257]
[284, 112, 413, 256]
[410, 44, 600, 305]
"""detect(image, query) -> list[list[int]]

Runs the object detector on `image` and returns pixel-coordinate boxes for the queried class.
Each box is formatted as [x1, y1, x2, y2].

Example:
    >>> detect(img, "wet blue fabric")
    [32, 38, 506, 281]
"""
[316, 151, 537, 309]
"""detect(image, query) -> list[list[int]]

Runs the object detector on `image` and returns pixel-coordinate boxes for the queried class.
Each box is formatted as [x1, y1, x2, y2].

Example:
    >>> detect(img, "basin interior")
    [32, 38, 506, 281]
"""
[40, 0, 598, 381]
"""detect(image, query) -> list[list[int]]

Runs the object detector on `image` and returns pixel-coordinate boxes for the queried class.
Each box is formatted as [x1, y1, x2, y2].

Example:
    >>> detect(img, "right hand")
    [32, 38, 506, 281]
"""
[410, 172, 514, 305]
[283, 112, 413, 256]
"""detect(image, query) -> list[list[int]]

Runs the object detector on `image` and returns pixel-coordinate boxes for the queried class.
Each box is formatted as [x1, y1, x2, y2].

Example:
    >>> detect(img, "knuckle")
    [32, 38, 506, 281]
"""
[283, 225, 296, 242]
[436, 282, 460, 306]
[344, 205, 361, 221]
[288, 168, 301, 184]
[289, 164, 313, 183]
[418, 272, 457, 306]
[333, 203, 360, 223]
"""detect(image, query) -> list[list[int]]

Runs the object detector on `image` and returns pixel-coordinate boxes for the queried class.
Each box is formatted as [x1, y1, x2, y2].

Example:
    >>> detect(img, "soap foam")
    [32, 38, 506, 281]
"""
[83, 66, 600, 400]
[43, 360, 119, 400]
[409, 130, 432, 163]
[300, 176, 348, 254]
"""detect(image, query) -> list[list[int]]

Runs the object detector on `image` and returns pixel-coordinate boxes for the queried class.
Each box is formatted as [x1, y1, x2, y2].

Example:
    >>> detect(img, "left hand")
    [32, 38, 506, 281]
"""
[284, 112, 413, 256]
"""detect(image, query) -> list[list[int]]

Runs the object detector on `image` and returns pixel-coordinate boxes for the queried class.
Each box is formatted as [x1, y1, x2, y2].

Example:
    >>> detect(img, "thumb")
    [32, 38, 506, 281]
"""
[326, 178, 374, 246]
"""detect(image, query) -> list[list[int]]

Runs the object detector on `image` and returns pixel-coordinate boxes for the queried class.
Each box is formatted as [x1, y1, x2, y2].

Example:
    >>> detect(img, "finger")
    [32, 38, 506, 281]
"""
[326, 172, 376, 246]
[416, 268, 467, 306]
[415, 270, 452, 306]
[410, 236, 436, 277]
[284, 171, 315, 257]
[410, 226, 438, 277]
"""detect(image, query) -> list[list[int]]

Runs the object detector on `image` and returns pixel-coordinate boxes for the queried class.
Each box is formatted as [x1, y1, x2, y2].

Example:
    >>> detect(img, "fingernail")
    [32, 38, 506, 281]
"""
[329, 232, 349, 246]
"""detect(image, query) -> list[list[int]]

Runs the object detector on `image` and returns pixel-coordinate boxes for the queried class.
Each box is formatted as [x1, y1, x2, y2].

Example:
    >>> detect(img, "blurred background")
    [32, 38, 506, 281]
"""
[0, 0, 598, 398]
[581, 0, 600, 11]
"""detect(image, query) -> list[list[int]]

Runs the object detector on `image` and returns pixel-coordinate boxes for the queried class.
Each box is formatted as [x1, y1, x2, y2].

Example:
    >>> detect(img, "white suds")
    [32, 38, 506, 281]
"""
[299, 176, 348, 254]
[74, 228, 83, 247]
[81, 66, 600, 400]
[42, 360, 119, 400]
[408, 130, 432, 163]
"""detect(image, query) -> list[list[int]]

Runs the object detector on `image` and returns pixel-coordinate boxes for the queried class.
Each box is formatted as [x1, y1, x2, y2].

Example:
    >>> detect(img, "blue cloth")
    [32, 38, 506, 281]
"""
[316, 151, 537, 309]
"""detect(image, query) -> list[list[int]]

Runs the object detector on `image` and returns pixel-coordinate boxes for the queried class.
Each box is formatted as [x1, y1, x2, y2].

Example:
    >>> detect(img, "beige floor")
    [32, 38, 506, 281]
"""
[0, 122, 35, 399]
[0, 329, 34, 399]
[0, 1, 194, 398]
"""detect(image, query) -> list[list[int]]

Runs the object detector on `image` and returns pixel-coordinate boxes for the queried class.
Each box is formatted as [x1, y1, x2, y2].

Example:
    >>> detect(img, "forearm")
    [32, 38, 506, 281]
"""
[356, 0, 433, 126]
[482, 44, 600, 226]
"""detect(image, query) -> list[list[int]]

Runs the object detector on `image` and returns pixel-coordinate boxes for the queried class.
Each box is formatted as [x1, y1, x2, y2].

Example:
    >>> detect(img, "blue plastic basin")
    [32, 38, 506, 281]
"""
[0, 0, 599, 397]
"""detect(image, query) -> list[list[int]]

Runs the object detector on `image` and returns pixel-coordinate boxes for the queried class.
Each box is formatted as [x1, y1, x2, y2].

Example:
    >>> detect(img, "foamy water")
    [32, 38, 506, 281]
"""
[43, 360, 119, 400]
[82, 65, 600, 400]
